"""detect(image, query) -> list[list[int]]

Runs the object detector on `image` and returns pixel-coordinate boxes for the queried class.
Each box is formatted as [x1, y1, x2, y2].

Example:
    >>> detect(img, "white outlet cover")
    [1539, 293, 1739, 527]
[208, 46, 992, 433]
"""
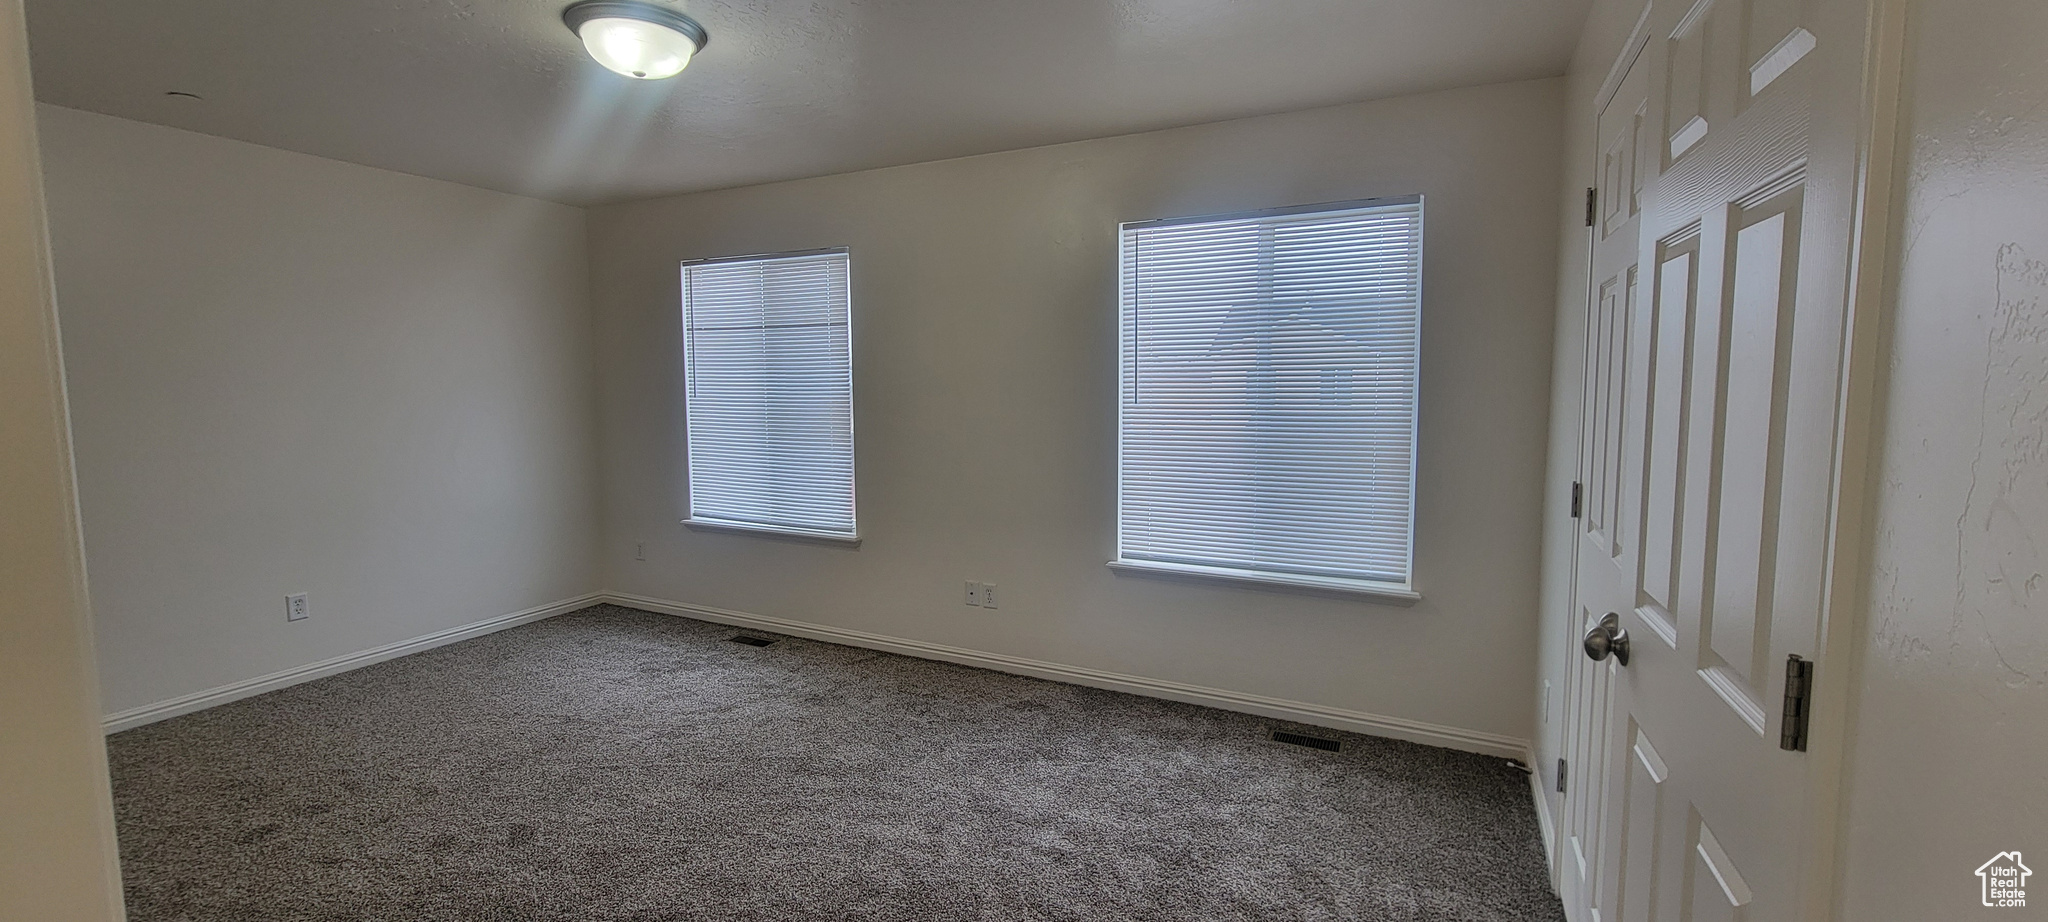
[981, 583, 997, 609]
[286, 592, 309, 622]
[964, 581, 982, 606]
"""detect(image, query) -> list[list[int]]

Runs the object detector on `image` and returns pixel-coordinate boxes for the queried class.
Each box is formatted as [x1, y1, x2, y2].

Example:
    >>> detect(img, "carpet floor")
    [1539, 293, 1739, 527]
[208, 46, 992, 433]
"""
[109, 605, 1564, 921]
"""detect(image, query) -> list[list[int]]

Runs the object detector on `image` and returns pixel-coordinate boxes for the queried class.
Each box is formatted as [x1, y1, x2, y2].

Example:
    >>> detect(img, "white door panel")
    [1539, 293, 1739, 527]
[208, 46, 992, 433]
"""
[1558, 0, 1871, 920]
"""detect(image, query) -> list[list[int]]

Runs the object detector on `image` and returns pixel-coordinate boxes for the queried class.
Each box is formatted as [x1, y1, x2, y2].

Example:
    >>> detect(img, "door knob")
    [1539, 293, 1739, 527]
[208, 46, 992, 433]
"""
[1583, 612, 1631, 666]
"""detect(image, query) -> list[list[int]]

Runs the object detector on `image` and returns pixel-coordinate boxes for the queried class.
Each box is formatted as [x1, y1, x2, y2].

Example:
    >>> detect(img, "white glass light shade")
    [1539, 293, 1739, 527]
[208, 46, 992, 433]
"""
[577, 16, 697, 79]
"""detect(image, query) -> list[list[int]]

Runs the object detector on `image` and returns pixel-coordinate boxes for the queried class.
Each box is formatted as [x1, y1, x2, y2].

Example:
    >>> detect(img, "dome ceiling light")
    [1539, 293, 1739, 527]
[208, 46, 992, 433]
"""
[562, 1, 709, 80]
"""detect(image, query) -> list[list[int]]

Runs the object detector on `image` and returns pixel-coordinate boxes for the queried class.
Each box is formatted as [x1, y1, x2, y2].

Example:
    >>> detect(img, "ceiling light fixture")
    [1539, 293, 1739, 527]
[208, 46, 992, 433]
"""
[562, 1, 708, 80]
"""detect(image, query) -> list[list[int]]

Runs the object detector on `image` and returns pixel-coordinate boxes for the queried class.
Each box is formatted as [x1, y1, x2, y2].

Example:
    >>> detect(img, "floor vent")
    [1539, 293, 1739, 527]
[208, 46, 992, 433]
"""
[729, 635, 777, 647]
[1270, 729, 1343, 753]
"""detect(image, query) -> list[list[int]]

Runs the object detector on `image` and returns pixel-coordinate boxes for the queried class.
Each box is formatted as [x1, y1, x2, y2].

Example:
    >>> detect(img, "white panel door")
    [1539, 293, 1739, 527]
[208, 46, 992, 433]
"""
[1559, 0, 1873, 919]
[1559, 35, 1651, 921]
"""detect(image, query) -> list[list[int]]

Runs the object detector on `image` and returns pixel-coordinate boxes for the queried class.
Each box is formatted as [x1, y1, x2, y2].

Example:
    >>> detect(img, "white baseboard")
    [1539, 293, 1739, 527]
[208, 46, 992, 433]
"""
[1528, 745, 1561, 886]
[600, 590, 1531, 759]
[103, 587, 1534, 761]
[101, 592, 606, 734]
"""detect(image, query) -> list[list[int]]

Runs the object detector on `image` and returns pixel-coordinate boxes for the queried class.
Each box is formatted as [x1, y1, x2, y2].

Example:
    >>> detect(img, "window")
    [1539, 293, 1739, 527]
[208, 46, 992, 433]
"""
[1114, 197, 1423, 598]
[681, 249, 856, 540]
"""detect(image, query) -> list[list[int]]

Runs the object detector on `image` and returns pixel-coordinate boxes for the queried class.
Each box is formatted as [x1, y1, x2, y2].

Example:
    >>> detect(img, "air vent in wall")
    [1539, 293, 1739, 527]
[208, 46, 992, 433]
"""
[1270, 729, 1343, 752]
[729, 635, 777, 647]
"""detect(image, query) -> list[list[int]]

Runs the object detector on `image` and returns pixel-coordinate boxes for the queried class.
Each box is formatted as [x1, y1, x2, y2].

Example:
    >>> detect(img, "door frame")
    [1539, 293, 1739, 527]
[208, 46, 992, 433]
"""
[0, 0, 128, 917]
[1552, 0, 1909, 919]
[1794, 0, 1909, 918]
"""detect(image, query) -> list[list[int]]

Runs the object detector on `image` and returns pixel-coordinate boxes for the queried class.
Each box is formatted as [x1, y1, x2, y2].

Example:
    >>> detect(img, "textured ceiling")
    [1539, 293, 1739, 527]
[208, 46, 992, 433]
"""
[26, 0, 1591, 205]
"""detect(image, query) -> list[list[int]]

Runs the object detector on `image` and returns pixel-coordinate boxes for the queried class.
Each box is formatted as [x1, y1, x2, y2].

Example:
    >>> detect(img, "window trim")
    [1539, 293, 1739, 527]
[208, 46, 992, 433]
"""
[679, 246, 853, 270]
[1111, 195, 1424, 598]
[1106, 558, 1422, 603]
[683, 517, 863, 547]
[680, 246, 859, 542]
[1118, 194, 1422, 231]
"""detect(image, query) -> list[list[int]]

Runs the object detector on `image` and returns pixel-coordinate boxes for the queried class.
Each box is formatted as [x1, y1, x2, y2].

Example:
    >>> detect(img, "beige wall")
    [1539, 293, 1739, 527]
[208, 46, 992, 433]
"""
[38, 106, 602, 717]
[589, 78, 1564, 749]
[1836, 0, 2048, 916]
[0, 2, 123, 919]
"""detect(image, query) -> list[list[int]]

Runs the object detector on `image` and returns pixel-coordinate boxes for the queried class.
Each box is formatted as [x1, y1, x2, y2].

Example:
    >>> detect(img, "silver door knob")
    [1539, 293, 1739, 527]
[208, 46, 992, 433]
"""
[1583, 612, 1631, 666]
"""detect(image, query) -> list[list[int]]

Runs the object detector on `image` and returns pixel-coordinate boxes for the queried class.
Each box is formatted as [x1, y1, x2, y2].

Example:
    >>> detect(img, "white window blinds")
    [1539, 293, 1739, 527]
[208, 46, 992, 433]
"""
[682, 249, 856, 539]
[1116, 197, 1422, 593]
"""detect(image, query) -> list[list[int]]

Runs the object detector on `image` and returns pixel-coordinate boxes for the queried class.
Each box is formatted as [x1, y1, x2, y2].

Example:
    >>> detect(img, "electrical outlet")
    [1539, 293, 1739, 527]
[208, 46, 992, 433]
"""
[635, 542, 646, 561]
[285, 592, 309, 622]
[981, 583, 997, 609]
[964, 581, 983, 606]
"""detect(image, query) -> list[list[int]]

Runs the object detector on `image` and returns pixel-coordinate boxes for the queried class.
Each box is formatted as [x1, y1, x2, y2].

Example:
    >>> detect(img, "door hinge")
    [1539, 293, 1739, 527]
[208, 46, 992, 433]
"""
[1585, 187, 1598, 227]
[1556, 758, 1568, 794]
[1779, 654, 1815, 752]
[1570, 481, 1583, 519]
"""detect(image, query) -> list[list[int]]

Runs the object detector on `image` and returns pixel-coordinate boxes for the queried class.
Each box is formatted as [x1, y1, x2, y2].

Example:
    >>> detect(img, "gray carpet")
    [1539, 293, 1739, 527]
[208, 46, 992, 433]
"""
[109, 605, 1564, 921]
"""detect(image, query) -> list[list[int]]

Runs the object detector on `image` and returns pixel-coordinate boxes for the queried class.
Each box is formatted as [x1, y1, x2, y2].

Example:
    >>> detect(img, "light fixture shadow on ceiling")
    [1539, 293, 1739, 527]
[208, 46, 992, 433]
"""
[518, 64, 679, 198]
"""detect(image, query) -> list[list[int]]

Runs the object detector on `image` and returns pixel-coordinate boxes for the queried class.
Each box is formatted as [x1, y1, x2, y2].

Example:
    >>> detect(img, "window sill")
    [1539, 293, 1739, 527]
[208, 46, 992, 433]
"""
[684, 519, 862, 547]
[1107, 559, 1420, 604]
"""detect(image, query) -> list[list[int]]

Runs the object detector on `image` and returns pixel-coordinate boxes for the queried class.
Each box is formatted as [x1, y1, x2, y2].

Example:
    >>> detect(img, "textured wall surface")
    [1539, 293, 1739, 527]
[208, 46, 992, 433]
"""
[39, 105, 603, 716]
[590, 79, 1564, 748]
[1836, 1, 2048, 916]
